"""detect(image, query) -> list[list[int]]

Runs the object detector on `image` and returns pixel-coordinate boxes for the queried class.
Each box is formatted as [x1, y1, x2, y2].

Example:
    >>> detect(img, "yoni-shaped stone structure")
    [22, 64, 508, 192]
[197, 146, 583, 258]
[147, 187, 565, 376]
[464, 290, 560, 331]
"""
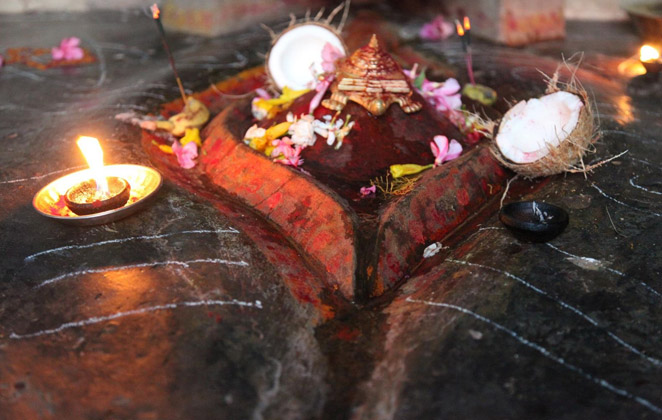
[199, 37, 508, 302]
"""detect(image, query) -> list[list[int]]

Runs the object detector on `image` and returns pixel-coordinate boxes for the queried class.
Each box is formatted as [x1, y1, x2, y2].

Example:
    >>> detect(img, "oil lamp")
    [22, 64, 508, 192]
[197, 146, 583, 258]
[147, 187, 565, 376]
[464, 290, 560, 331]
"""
[64, 136, 130, 215]
[33, 136, 162, 225]
[639, 44, 662, 74]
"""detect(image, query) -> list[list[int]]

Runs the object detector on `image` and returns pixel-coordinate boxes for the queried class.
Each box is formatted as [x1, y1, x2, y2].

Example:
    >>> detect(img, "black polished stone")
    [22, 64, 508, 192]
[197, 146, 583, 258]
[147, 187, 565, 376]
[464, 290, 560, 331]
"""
[0, 9, 661, 420]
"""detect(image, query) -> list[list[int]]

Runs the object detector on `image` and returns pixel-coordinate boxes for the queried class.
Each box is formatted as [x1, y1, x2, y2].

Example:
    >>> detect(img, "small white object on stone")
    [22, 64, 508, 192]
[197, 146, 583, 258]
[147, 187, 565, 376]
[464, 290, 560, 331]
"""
[423, 242, 443, 258]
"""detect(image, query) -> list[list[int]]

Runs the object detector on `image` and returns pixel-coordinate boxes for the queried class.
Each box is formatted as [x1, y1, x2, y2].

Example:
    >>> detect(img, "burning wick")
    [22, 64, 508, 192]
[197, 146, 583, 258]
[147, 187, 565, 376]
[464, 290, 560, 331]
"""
[77, 136, 109, 197]
[456, 16, 476, 85]
[151, 3, 188, 103]
[639, 44, 662, 74]
[64, 136, 130, 215]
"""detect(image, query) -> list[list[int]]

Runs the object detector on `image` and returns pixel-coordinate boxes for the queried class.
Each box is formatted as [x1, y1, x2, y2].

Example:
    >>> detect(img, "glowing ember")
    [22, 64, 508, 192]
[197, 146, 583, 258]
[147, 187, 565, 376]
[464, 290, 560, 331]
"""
[76, 136, 109, 198]
[640, 45, 660, 62]
[151, 3, 160, 20]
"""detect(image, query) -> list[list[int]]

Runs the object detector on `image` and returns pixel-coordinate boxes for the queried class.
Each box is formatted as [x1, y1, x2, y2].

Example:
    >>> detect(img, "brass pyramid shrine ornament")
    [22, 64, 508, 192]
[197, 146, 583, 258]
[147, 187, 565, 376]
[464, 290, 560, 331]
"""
[323, 34, 422, 116]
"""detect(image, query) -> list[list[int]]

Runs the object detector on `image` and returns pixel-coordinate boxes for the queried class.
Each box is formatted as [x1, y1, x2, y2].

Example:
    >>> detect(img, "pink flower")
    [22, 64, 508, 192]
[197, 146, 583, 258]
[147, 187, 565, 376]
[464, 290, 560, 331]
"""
[321, 43, 344, 73]
[51, 37, 84, 61]
[273, 142, 303, 168]
[255, 88, 271, 100]
[419, 15, 454, 41]
[422, 78, 462, 112]
[309, 75, 333, 114]
[360, 185, 376, 197]
[430, 135, 462, 167]
[172, 140, 198, 169]
[271, 137, 295, 158]
[271, 137, 304, 167]
[404, 66, 462, 114]
[308, 43, 344, 113]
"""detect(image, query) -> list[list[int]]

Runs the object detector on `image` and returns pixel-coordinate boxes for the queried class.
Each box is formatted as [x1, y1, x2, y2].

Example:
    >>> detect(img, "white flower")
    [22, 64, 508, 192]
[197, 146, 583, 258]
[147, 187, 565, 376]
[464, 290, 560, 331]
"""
[244, 124, 266, 140]
[288, 114, 317, 147]
[312, 115, 344, 146]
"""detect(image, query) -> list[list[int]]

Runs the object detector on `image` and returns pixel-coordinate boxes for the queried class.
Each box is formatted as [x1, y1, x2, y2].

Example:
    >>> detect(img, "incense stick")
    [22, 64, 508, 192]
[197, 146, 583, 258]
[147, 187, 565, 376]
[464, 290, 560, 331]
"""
[150, 4, 187, 103]
[456, 17, 476, 86]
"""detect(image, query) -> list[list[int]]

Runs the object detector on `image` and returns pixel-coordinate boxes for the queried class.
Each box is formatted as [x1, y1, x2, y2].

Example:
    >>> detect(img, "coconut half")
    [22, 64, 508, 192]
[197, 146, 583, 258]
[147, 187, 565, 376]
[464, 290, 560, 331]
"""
[492, 75, 596, 178]
[267, 23, 347, 91]
[496, 91, 583, 164]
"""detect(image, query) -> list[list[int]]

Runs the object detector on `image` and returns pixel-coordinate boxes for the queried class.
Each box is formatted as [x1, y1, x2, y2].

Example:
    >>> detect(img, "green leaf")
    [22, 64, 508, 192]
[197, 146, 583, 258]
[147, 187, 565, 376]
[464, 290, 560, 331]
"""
[413, 68, 427, 90]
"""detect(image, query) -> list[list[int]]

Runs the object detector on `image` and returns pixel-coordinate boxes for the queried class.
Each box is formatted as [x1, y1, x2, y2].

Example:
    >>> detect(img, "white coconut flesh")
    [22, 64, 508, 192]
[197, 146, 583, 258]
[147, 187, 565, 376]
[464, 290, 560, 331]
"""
[267, 24, 346, 91]
[496, 91, 584, 164]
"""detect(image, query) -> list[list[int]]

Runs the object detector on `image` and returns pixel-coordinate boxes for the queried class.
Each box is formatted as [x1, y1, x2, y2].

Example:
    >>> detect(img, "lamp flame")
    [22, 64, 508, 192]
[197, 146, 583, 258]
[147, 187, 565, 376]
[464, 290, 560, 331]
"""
[640, 45, 660, 62]
[151, 3, 160, 19]
[76, 136, 109, 197]
[456, 21, 465, 37]
[463, 16, 471, 31]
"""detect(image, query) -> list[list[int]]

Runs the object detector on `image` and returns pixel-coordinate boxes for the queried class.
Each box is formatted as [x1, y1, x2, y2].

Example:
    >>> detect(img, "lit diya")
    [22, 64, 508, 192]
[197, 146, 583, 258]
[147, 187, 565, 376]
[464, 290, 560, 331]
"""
[33, 136, 162, 225]
[64, 136, 131, 215]
[640, 44, 662, 74]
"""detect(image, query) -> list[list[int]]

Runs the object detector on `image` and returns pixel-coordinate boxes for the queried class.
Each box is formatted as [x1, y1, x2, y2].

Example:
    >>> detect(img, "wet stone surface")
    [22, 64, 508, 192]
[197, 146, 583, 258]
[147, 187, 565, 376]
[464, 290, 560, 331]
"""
[1, 10, 661, 420]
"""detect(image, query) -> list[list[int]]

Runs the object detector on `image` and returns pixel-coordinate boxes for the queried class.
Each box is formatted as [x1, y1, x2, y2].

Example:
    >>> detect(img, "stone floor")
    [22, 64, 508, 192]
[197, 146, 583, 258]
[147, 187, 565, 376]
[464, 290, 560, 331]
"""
[1, 8, 661, 420]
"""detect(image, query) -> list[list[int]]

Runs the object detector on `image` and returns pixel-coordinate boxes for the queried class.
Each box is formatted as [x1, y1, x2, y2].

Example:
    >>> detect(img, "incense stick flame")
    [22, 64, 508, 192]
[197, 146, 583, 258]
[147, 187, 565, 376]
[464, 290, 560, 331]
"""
[640, 45, 660, 62]
[76, 136, 109, 197]
[463, 16, 471, 31]
[456, 21, 464, 37]
[151, 3, 160, 20]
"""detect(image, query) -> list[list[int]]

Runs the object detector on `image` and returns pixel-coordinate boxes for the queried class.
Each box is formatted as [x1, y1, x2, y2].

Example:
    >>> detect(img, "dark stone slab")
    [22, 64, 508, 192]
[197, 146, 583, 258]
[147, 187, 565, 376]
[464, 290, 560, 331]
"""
[0, 8, 661, 420]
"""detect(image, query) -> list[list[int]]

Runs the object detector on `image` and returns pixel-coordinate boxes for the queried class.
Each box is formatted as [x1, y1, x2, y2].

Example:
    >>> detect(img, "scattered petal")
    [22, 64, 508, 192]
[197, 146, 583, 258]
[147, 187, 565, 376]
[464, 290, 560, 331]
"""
[274, 144, 304, 168]
[158, 144, 173, 154]
[360, 185, 376, 197]
[271, 136, 295, 159]
[431, 135, 450, 167]
[430, 135, 462, 167]
[172, 140, 198, 169]
[312, 116, 343, 147]
[244, 124, 266, 140]
[51, 37, 84, 61]
[309, 76, 332, 114]
[405, 68, 462, 114]
[390, 163, 433, 178]
[249, 136, 269, 151]
[267, 121, 292, 139]
[253, 86, 309, 120]
[180, 127, 202, 147]
[419, 15, 455, 41]
[321, 42, 345, 73]
[446, 139, 463, 161]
